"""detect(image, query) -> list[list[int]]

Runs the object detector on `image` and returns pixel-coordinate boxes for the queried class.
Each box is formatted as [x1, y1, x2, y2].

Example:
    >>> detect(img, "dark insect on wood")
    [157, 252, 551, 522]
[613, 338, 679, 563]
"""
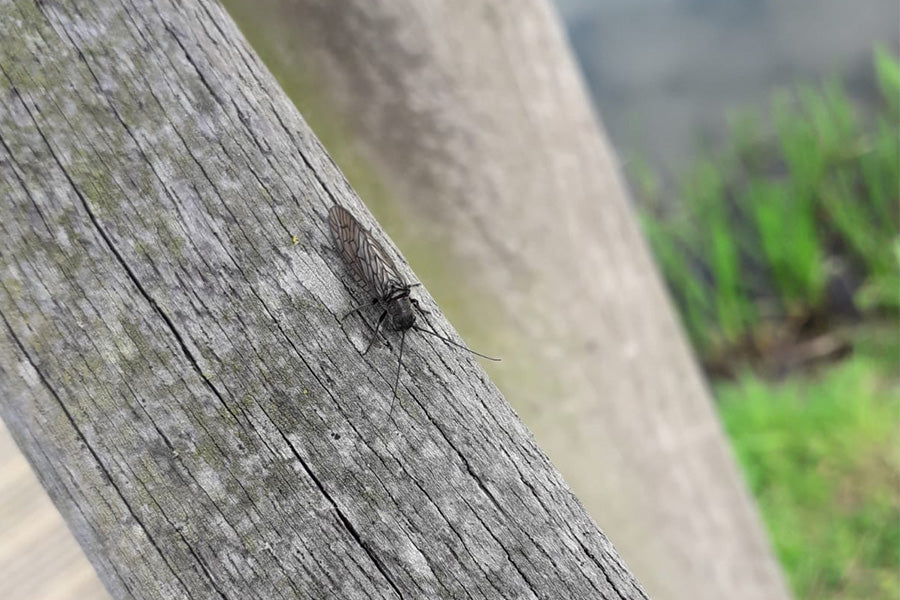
[328, 204, 499, 414]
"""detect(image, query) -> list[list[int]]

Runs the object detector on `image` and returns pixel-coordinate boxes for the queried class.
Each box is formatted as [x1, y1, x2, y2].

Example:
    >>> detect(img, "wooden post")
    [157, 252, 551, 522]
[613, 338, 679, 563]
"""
[0, 1, 648, 598]
[220, 2, 791, 599]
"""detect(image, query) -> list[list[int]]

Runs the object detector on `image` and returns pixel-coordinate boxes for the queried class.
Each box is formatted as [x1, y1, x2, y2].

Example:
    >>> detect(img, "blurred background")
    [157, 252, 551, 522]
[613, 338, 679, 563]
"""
[564, 4, 899, 598]
[2, 1, 897, 599]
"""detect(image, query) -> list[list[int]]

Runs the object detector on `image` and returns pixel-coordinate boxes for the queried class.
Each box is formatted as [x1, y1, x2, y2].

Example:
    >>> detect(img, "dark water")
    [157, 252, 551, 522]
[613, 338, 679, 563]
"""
[554, 0, 900, 181]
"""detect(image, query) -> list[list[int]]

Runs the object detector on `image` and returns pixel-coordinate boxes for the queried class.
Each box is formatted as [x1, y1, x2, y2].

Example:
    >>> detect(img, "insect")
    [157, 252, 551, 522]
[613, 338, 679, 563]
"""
[327, 204, 499, 414]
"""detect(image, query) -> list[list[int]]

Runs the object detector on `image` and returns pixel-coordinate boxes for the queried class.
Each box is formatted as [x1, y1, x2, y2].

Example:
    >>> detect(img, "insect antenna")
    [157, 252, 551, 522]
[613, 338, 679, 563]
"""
[412, 324, 501, 362]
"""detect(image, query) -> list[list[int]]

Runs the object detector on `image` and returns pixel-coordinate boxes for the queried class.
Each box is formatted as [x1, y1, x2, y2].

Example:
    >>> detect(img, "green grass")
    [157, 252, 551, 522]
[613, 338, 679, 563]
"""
[717, 339, 899, 600]
[636, 49, 900, 359]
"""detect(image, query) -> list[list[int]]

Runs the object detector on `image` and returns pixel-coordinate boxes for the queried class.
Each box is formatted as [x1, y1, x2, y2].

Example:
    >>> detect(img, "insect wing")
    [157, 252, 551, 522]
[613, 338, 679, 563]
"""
[328, 205, 406, 297]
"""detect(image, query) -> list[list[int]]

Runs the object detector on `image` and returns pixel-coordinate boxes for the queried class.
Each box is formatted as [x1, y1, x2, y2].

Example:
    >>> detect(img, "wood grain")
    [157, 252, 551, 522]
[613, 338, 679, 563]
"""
[0, 1, 648, 598]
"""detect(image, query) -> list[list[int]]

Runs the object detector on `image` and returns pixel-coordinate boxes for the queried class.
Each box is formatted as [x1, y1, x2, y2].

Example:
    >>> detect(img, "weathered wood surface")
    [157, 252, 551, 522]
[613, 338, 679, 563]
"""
[0, 0, 650, 598]
[221, 2, 792, 600]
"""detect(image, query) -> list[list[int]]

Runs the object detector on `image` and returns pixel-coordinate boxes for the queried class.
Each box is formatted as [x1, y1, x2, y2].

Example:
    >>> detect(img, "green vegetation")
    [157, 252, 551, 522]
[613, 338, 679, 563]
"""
[636, 49, 899, 362]
[634, 50, 899, 600]
[718, 333, 898, 600]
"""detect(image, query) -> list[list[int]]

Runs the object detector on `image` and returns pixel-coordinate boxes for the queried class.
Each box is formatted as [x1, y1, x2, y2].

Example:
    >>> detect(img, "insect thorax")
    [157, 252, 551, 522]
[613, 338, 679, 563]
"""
[385, 295, 415, 331]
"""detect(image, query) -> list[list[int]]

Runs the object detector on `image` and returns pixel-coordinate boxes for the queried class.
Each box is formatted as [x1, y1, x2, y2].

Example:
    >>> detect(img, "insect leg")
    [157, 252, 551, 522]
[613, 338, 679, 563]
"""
[388, 329, 406, 419]
[364, 311, 388, 354]
[341, 298, 378, 322]
[410, 297, 431, 315]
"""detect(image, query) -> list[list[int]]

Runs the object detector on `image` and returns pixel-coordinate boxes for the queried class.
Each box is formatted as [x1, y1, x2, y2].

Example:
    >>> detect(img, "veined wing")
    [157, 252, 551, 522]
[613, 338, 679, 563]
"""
[328, 204, 406, 298]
